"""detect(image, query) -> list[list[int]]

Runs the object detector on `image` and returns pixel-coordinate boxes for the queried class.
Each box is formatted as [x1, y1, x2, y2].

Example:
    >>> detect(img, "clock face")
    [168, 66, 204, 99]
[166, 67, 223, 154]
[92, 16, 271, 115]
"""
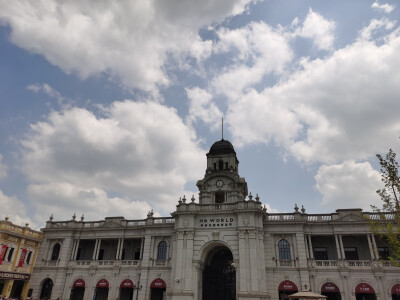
[216, 180, 224, 189]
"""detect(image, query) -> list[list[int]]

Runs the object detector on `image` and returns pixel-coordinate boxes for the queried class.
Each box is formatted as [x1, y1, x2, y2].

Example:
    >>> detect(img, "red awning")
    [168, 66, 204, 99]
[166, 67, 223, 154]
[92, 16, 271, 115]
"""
[355, 283, 375, 294]
[120, 279, 134, 288]
[150, 278, 166, 289]
[392, 284, 400, 295]
[279, 280, 298, 292]
[96, 279, 109, 288]
[73, 279, 85, 288]
[321, 282, 340, 293]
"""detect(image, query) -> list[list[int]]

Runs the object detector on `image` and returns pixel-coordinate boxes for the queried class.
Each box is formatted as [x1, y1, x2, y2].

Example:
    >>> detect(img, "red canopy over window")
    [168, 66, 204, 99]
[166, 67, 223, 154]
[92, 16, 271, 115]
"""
[321, 282, 340, 293]
[96, 279, 109, 288]
[355, 283, 375, 294]
[120, 279, 134, 288]
[150, 278, 166, 289]
[278, 280, 298, 292]
[392, 284, 400, 295]
[73, 279, 85, 288]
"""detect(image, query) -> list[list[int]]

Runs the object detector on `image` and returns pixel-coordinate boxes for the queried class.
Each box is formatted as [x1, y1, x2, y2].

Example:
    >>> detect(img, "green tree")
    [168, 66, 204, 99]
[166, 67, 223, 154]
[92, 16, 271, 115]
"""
[370, 149, 400, 265]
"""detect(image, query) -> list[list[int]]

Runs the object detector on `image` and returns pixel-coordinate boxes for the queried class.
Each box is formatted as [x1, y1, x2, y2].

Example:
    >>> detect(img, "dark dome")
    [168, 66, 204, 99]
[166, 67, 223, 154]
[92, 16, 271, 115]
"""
[207, 139, 236, 156]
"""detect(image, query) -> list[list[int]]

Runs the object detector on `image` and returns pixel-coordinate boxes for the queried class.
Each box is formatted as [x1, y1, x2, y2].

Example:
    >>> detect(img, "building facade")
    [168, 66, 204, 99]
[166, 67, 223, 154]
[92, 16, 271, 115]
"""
[30, 139, 400, 300]
[0, 218, 43, 299]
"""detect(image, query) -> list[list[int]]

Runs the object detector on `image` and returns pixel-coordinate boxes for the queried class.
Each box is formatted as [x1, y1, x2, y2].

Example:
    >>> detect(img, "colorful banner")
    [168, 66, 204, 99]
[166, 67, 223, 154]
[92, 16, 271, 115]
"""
[0, 245, 7, 265]
[18, 249, 27, 268]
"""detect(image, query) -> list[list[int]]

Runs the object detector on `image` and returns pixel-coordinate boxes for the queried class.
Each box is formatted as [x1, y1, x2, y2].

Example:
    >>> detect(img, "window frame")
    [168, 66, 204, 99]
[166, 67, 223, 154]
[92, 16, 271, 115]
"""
[278, 239, 291, 261]
[157, 241, 168, 260]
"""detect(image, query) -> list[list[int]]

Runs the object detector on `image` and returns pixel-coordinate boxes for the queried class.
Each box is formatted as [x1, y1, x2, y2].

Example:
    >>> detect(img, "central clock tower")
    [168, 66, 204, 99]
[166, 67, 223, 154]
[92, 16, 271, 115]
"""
[196, 139, 248, 205]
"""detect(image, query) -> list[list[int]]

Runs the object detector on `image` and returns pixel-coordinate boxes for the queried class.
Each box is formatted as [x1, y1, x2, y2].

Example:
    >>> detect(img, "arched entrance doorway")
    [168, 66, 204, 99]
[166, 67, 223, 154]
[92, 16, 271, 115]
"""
[40, 278, 53, 300]
[119, 279, 134, 300]
[69, 279, 85, 300]
[150, 278, 166, 300]
[202, 246, 236, 300]
[321, 282, 341, 300]
[95, 279, 109, 300]
[278, 280, 298, 300]
[392, 284, 400, 300]
[355, 283, 376, 300]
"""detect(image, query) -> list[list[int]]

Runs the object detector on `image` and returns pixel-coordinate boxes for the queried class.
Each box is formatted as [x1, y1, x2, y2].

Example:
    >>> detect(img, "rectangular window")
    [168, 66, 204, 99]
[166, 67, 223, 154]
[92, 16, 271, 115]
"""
[377, 247, 390, 260]
[98, 249, 104, 260]
[76, 248, 81, 260]
[121, 249, 126, 260]
[344, 247, 359, 260]
[7, 248, 14, 261]
[313, 247, 328, 260]
[134, 249, 140, 260]
[26, 251, 32, 264]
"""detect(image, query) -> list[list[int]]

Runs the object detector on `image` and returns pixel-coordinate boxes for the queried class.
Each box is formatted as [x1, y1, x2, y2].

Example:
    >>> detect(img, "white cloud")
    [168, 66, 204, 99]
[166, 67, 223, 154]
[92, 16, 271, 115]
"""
[226, 23, 400, 163]
[0, 0, 253, 94]
[294, 8, 336, 50]
[0, 154, 7, 180]
[358, 18, 395, 41]
[27, 83, 66, 106]
[226, 88, 301, 148]
[372, 1, 395, 14]
[315, 161, 381, 211]
[186, 87, 222, 129]
[0, 190, 33, 227]
[20, 100, 205, 223]
[212, 21, 293, 98]
[27, 183, 152, 223]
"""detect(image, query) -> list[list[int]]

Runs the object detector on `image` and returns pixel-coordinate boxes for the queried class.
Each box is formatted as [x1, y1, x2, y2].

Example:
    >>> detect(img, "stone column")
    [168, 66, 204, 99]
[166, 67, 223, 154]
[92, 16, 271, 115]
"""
[304, 235, 309, 259]
[340, 274, 350, 300]
[119, 238, 124, 260]
[334, 235, 342, 260]
[184, 231, 194, 291]
[248, 230, 259, 292]
[21, 280, 30, 299]
[238, 230, 247, 293]
[367, 234, 375, 260]
[116, 238, 121, 260]
[257, 230, 268, 295]
[140, 237, 144, 260]
[339, 235, 345, 260]
[307, 235, 314, 260]
[174, 232, 185, 291]
[371, 234, 379, 260]
[70, 239, 78, 260]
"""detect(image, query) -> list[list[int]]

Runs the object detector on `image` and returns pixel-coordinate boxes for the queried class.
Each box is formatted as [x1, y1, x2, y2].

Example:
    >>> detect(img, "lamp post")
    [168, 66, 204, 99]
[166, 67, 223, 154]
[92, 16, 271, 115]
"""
[133, 281, 142, 300]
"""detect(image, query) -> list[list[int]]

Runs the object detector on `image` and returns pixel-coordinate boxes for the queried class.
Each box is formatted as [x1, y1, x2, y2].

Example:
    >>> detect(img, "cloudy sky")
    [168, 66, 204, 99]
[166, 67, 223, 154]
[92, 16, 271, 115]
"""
[1, 0, 400, 228]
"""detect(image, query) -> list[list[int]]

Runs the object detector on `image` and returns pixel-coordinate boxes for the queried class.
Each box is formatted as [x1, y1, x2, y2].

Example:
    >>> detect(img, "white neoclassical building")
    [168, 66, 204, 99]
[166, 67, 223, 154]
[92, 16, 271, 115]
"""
[30, 139, 400, 300]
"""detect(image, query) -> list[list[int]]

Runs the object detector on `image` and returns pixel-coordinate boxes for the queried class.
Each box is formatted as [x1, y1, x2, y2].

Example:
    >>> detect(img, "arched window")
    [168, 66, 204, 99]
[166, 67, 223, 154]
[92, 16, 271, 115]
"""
[157, 241, 167, 260]
[51, 243, 61, 261]
[219, 160, 223, 171]
[40, 278, 53, 300]
[278, 239, 291, 261]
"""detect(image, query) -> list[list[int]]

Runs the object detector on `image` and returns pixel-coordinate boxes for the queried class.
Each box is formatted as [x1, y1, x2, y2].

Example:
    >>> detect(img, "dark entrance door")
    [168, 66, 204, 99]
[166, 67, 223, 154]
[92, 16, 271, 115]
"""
[150, 288, 166, 300]
[10, 280, 24, 298]
[69, 287, 85, 300]
[96, 287, 109, 300]
[322, 292, 342, 300]
[120, 287, 134, 300]
[202, 246, 236, 300]
[40, 278, 53, 299]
